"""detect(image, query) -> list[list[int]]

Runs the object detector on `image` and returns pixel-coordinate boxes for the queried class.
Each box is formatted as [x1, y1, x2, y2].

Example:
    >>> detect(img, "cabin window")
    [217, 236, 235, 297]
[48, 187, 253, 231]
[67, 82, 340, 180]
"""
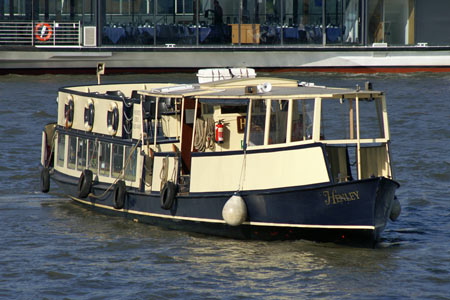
[77, 138, 88, 171]
[112, 144, 124, 177]
[57, 133, 65, 167]
[88, 140, 98, 174]
[124, 146, 137, 181]
[249, 100, 267, 146]
[68, 136, 77, 169]
[221, 105, 247, 114]
[202, 103, 215, 115]
[321, 98, 354, 140]
[359, 98, 385, 139]
[269, 100, 288, 144]
[321, 98, 384, 140]
[291, 99, 314, 141]
[99, 142, 111, 176]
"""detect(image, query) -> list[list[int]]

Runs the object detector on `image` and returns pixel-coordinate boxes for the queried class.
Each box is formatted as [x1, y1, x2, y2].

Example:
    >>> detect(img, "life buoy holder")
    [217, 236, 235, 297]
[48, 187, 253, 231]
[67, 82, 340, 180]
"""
[113, 180, 126, 209]
[160, 181, 177, 210]
[107, 102, 119, 136]
[78, 169, 93, 198]
[35, 23, 53, 42]
[84, 99, 95, 131]
[64, 98, 74, 128]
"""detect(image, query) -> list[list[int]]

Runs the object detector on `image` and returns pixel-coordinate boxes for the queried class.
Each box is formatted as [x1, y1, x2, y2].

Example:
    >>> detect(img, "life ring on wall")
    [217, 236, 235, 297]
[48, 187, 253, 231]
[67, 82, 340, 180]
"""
[160, 181, 177, 210]
[65, 98, 74, 128]
[113, 180, 126, 209]
[35, 23, 53, 42]
[77, 169, 93, 198]
[84, 99, 95, 131]
[107, 102, 119, 136]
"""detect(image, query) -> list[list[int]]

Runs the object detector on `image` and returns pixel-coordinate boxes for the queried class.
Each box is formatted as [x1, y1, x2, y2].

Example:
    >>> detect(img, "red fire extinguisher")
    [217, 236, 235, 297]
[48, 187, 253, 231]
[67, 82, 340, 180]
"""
[215, 120, 224, 143]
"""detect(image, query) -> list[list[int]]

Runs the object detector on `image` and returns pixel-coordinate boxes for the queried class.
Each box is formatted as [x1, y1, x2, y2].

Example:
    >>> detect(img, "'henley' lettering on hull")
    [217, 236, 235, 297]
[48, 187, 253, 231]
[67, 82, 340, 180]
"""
[323, 190, 360, 206]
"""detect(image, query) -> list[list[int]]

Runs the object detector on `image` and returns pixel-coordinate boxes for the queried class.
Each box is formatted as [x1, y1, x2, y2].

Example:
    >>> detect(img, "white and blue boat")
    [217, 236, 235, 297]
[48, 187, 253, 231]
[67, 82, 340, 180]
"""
[40, 68, 400, 245]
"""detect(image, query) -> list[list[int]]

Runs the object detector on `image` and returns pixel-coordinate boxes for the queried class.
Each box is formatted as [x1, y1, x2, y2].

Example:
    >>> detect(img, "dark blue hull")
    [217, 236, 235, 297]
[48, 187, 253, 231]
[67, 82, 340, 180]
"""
[51, 170, 398, 245]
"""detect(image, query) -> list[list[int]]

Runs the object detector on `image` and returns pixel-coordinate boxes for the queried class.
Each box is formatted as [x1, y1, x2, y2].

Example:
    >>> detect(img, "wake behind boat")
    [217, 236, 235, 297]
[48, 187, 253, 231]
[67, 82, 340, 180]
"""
[40, 68, 401, 245]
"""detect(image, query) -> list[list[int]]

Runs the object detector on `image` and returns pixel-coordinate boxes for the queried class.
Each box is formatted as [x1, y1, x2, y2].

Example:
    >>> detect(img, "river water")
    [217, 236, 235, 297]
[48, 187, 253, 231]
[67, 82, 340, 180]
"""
[0, 72, 449, 299]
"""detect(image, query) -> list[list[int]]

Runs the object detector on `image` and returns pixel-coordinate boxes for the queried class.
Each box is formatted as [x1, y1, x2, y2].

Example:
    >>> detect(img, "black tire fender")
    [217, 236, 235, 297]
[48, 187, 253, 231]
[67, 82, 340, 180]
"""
[78, 169, 93, 198]
[40, 167, 50, 193]
[160, 181, 177, 210]
[113, 180, 126, 209]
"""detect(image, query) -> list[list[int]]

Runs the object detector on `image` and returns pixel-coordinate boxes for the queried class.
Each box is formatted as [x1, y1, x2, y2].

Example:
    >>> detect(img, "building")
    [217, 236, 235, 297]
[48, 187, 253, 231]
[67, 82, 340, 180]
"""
[1, 0, 450, 73]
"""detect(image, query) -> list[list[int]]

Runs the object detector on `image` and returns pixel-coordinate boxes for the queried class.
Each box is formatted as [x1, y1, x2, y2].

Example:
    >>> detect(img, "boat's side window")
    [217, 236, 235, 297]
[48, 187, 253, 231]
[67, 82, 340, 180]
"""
[269, 100, 288, 144]
[112, 144, 124, 178]
[249, 100, 267, 146]
[202, 103, 215, 115]
[99, 141, 111, 176]
[291, 99, 314, 141]
[88, 139, 98, 174]
[67, 135, 77, 169]
[57, 132, 65, 167]
[77, 138, 88, 171]
[124, 146, 137, 181]
[359, 98, 385, 139]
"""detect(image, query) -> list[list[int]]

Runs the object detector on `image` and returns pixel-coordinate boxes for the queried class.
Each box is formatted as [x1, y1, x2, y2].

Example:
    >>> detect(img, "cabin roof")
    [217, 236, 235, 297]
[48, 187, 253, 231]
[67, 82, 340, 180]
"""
[138, 77, 382, 99]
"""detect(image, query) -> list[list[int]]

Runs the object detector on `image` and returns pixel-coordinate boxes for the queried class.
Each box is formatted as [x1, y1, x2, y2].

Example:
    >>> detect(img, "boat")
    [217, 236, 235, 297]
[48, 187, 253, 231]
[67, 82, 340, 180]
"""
[40, 67, 401, 245]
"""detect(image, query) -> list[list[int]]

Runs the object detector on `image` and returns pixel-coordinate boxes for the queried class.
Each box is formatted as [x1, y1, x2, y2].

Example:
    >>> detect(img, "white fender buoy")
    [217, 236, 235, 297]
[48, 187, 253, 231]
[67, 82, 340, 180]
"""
[222, 194, 247, 226]
[389, 196, 401, 221]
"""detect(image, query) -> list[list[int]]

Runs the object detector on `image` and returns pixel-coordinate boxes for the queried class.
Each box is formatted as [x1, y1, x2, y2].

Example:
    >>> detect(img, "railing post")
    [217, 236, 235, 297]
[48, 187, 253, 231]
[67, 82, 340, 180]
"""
[31, 21, 35, 46]
[53, 20, 56, 46]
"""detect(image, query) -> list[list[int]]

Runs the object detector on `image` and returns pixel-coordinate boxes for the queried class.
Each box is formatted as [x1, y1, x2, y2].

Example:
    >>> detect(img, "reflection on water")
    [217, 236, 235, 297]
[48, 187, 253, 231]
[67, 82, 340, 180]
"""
[0, 73, 449, 299]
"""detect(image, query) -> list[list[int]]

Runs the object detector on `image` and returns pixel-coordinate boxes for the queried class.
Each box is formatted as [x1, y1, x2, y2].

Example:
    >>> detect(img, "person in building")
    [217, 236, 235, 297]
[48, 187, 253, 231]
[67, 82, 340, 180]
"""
[213, 0, 223, 25]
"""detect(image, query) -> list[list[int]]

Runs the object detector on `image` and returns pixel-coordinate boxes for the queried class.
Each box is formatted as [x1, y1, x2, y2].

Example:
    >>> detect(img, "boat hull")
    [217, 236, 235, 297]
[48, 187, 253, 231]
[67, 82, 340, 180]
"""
[50, 169, 398, 245]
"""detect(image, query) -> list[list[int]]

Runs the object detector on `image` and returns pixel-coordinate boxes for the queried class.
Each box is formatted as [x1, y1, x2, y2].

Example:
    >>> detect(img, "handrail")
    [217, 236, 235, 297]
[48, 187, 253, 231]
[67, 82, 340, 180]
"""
[0, 21, 81, 46]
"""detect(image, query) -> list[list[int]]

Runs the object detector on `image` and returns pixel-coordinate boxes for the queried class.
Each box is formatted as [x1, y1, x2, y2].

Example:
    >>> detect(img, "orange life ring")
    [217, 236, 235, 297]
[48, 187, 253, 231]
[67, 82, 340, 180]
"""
[35, 23, 53, 41]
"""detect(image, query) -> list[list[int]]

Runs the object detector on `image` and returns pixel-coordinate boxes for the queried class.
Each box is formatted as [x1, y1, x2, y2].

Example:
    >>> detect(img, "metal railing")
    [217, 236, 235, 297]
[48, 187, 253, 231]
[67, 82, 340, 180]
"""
[0, 21, 81, 46]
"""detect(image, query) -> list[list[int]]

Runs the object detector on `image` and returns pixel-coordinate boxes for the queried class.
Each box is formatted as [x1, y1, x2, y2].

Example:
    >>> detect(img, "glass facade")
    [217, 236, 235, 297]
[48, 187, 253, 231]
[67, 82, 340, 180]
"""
[0, 0, 447, 47]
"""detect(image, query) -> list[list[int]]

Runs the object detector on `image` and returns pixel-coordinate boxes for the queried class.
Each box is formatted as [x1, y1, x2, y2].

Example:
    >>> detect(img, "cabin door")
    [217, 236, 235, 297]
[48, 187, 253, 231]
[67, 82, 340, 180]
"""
[180, 97, 196, 175]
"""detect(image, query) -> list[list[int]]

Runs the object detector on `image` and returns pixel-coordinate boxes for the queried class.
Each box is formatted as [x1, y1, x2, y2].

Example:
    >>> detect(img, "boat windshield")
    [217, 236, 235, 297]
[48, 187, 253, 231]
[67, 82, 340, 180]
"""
[320, 97, 385, 141]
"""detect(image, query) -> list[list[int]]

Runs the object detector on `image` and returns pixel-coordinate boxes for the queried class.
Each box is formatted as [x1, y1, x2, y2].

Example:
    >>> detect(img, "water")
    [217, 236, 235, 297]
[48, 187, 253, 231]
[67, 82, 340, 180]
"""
[0, 72, 449, 299]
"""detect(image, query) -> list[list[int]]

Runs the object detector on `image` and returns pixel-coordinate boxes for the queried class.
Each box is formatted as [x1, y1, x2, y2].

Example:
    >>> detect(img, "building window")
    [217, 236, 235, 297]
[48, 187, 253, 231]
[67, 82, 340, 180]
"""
[158, 1, 174, 14]
[176, 0, 193, 14]
[57, 133, 66, 167]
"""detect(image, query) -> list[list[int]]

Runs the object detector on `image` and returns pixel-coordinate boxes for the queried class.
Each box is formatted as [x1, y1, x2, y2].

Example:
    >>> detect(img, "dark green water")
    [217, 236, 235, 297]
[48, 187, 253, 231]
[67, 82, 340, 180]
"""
[0, 72, 449, 299]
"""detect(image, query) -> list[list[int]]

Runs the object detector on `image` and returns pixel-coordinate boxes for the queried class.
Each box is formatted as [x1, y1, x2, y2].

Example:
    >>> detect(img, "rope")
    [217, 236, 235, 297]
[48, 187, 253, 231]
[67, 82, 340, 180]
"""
[237, 148, 247, 192]
[45, 132, 57, 168]
[88, 135, 141, 199]
[194, 117, 215, 152]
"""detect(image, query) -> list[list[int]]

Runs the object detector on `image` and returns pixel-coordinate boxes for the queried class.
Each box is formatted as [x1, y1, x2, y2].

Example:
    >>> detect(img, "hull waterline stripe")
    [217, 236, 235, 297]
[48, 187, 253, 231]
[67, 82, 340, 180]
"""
[71, 196, 375, 230]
